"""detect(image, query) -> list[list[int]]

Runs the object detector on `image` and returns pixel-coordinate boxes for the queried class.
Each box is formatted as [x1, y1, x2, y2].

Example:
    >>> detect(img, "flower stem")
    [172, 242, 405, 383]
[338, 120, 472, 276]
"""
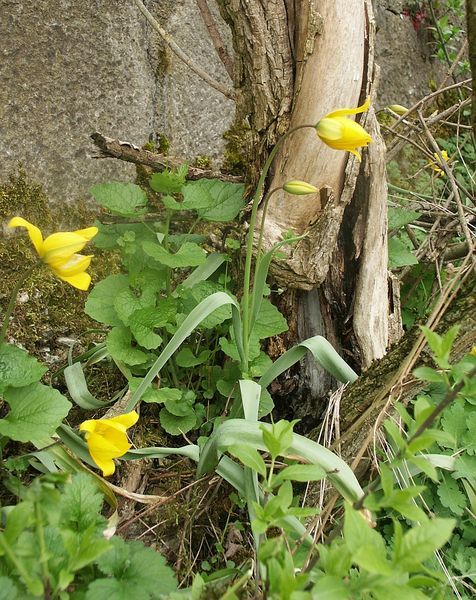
[0, 264, 37, 344]
[241, 124, 315, 374]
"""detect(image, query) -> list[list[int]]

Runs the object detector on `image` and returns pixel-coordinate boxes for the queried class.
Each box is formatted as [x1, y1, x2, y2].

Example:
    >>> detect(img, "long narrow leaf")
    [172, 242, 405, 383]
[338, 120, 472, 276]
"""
[259, 336, 358, 388]
[250, 236, 304, 332]
[181, 253, 227, 289]
[240, 379, 261, 422]
[197, 419, 363, 502]
[124, 292, 243, 411]
[64, 362, 111, 409]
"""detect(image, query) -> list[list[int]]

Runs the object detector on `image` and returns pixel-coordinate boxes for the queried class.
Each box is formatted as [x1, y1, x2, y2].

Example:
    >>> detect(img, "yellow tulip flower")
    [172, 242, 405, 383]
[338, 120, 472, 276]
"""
[8, 217, 98, 290]
[315, 97, 372, 161]
[79, 411, 139, 476]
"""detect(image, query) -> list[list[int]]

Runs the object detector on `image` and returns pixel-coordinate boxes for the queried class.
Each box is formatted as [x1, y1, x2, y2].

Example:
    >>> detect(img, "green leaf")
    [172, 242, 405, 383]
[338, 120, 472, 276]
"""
[0, 577, 19, 599]
[60, 473, 106, 532]
[142, 241, 207, 268]
[395, 518, 455, 571]
[228, 445, 266, 477]
[90, 182, 148, 217]
[182, 179, 246, 222]
[64, 362, 110, 409]
[412, 366, 444, 383]
[343, 503, 386, 555]
[149, 166, 188, 194]
[164, 391, 195, 417]
[106, 327, 149, 366]
[159, 408, 196, 435]
[437, 473, 467, 516]
[85, 275, 130, 326]
[114, 287, 156, 326]
[353, 544, 393, 575]
[388, 236, 419, 268]
[89, 537, 177, 599]
[311, 575, 350, 599]
[0, 343, 47, 393]
[388, 207, 421, 230]
[129, 382, 182, 405]
[129, 308, 168, 350]
[0, 383, 71, 442]
[271, 464, 327, 487]
[180, 282, 233, 329]
[175, 347, 211, 367]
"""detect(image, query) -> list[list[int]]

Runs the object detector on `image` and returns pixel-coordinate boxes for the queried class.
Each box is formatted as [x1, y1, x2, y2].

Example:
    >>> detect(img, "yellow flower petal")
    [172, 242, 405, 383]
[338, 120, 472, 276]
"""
[42, 232, 93, 262]
[8, 217, 44, 255]
[107, 411, 140, 429]
[73, 226, 98, 240]
[49, 254, 92, 277]
[55, 271, 92, 290]
[326, 96, 371, 119]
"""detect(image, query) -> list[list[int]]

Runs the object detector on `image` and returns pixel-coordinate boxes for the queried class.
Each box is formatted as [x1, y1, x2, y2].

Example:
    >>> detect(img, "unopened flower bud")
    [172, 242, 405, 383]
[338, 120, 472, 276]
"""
[388, 104, 409, 116]
[283, 180, 318, 195]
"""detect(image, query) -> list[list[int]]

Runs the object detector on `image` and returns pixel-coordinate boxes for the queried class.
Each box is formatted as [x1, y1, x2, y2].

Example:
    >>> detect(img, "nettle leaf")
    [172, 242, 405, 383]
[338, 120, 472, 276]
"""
[149, 166, 188, 194]
[0, 382, 71, 442]
[180, 282, 233, 329]
[182, 179, 246, 222]
[85, 275, 130, 326]
[388, 236, 419, 268]
[228, 445, 266, 477]
[437, 473, 467, 516]
[175, 347, 211, 367]
[249, 298, 288, 359]
[89, 537, 177, 599]
[0, 577, 19, 599]
[0, 344, 47, 393]
[441, 402, 467, 449]
[164, 391, 195, 417]
[114, 287, 156, 326]
[142, 241, 206, 268]
[106, 327, 149, 366]
[388, 207, 421, 230]
[159, 407, 196, 435]
[90, 182, 148, 217]
[128, 308, 166, 350]
[128, 379, 182, 404]
[60, 473, 106, 532]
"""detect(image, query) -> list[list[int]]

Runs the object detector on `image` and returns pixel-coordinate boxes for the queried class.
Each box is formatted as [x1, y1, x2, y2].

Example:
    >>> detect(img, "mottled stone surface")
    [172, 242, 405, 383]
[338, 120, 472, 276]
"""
[0, 0, 234, 207]
[374, 0, 442, 107]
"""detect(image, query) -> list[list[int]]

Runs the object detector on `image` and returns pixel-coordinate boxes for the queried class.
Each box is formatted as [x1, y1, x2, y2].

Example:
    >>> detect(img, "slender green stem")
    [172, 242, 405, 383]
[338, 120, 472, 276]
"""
[241, 125, 315, 373]
[35, 502, 50, 586]
[0, 264, 37, 343]
[254, 187, 282, 269]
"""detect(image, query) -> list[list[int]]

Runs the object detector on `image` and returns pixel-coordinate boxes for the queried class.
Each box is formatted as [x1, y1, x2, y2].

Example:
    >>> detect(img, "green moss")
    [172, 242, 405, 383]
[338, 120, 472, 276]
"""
[192, 155, 212, 169]
[222, 121, 253, 176]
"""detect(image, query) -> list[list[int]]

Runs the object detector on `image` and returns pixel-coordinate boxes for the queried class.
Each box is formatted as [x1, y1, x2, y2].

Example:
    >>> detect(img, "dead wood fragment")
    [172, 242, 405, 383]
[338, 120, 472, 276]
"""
[90, 132, 245, 184]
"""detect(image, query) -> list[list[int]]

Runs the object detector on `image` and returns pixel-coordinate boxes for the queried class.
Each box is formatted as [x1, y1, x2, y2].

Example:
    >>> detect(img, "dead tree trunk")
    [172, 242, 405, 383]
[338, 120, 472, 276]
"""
[219, 0, 394, 424]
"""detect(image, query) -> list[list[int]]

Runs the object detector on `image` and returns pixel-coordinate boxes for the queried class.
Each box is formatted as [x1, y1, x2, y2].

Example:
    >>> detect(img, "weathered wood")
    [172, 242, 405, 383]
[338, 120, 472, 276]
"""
[90, 132, 244, 184]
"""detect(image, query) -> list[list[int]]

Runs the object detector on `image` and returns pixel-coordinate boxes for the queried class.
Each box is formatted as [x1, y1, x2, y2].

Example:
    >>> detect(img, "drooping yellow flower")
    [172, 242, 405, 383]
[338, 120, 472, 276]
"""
[79, 411, 139, 476]
[428, 150, 450, 177]
[283, 180, 319, 195]
[315, 97, 372, 161]
[8, 217, 98, 290]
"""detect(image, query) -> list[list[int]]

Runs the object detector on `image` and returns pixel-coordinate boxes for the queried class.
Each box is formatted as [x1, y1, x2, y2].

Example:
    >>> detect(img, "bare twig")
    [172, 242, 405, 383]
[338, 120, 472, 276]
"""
[417, 110, 476, 271]
[196, 0, 234, 80]
[132, 0, 235, 100]
[90, 132, 244, 184]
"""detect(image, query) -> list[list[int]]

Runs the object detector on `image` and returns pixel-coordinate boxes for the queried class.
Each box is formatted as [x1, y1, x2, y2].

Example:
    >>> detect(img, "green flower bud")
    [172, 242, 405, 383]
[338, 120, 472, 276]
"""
[283, 180, 318, 195]
[388, 104, 409, 116]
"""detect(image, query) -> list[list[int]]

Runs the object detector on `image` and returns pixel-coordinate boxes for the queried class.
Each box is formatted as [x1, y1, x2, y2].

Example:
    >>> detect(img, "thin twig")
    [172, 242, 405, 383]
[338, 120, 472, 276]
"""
[196, 0, 234, 80]
[132, 0, 235, 100]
